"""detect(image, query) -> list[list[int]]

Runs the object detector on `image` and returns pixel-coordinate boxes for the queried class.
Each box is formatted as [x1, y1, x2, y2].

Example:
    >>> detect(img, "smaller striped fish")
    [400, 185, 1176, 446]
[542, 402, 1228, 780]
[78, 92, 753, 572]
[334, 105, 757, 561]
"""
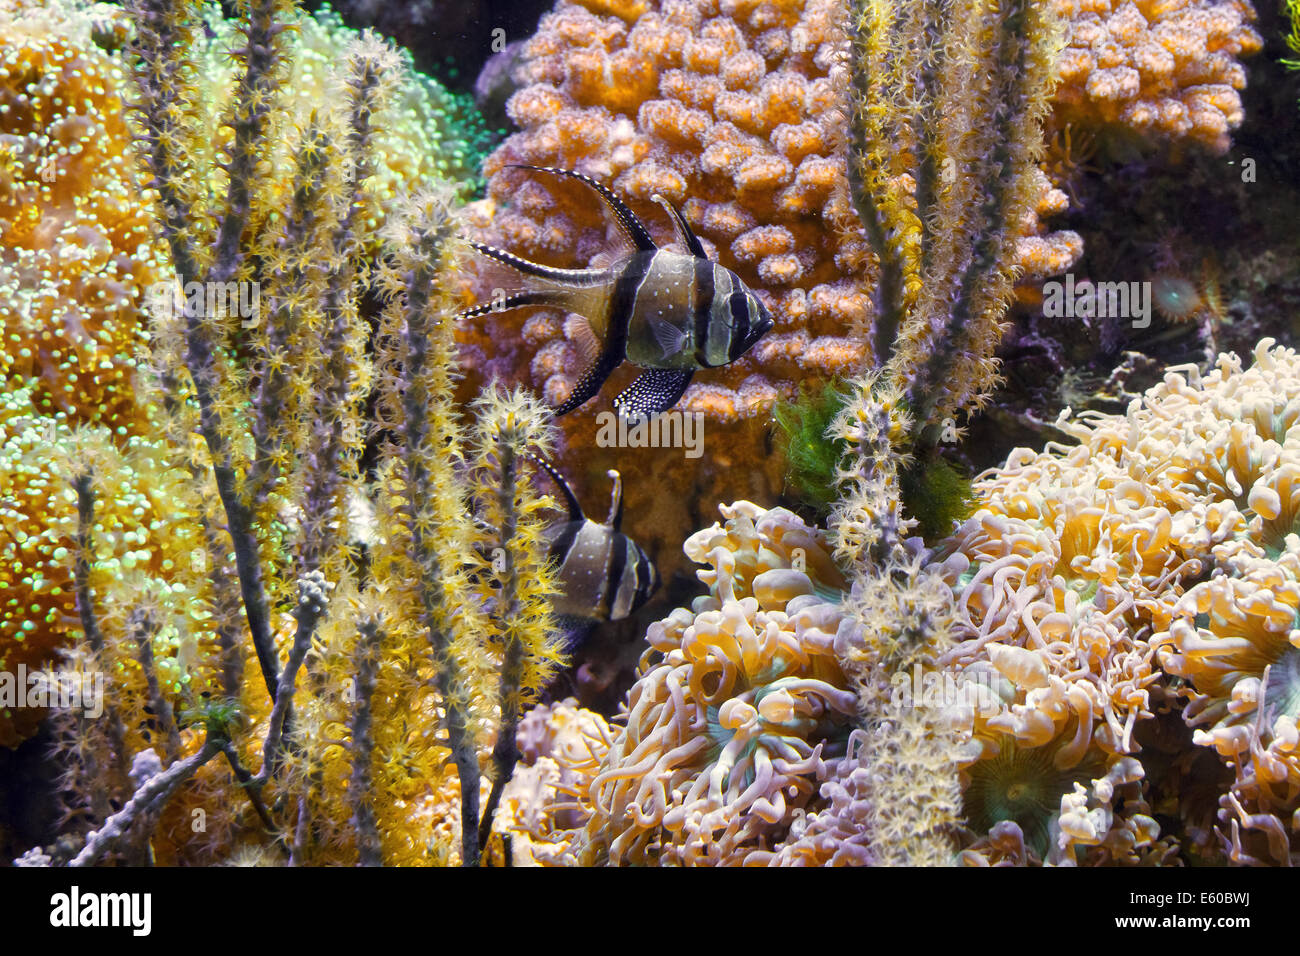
[461, 165, 774, 418]
[530, 453, 658, 648]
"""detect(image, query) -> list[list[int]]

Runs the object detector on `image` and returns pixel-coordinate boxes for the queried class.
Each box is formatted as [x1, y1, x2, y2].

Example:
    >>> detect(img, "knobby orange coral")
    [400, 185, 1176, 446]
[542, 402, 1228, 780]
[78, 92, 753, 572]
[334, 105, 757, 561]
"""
[1052, 0, 1262, 154]
[464, 0, 1082, 426]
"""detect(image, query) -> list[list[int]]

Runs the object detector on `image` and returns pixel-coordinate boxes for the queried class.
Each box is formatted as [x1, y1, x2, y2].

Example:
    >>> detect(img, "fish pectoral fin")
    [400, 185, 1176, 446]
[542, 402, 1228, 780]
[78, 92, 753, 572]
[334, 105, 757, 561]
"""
[613, 368, 695, 419]
[566, 314, 603, 370]
[552, 347, 623, 417]
[650, 317, 689, 358]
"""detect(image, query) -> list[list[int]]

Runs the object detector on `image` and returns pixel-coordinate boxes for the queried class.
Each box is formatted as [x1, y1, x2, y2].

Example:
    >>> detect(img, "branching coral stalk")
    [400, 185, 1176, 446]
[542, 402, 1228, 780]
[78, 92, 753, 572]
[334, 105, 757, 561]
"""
[129, 607, 183, 764]
[813, 0, 1064, 864]
[126, 0, 293, 699]
[467, 387, 565, 851]
[71, 470, 130, 789]
[68, 741, 222, 867]
[29, 0, 545, 870]
[373, 193, 495, 866]
[348, 611, 384, 866]
[846, 0, 1063, 446]
[827, 385, 967, 865]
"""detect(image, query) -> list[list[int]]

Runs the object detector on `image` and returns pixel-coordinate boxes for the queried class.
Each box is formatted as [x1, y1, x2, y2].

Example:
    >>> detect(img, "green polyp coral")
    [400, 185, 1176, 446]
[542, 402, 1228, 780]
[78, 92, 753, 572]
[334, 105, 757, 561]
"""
[190, 3, 494, 203]
[962, 739, 1102, 860]
[772, 378, 850, 514]
[898, 454, 973, 545]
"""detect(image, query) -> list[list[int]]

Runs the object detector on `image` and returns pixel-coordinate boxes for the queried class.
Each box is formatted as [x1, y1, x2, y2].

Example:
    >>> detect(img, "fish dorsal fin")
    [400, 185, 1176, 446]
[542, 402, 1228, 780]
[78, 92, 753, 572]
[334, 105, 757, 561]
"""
[605, 469, 624, 530]
[651, 193, 707, 259]
[526, 451, 584, 522]
[507, 165, 658, 254]
[613, 368, 695, 419]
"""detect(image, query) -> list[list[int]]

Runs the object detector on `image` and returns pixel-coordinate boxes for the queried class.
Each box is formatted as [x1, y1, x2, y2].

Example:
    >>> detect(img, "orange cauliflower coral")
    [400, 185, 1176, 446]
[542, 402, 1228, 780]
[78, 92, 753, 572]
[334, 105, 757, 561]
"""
[467, 0, 1080, 424]
[1052, 0, 1262, 154]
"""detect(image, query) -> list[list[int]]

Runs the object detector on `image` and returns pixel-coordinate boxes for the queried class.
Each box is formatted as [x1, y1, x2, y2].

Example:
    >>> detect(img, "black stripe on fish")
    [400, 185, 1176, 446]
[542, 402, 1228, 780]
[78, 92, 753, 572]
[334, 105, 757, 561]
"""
[547, 520, 582, 570]
[553, 252, 646, 416]
[728, 292, 750, 363]
[603, 527, 629, 620]
[505, 165, 658, 253]
[692, 258, 715, 368]
[613, 367, 695, 419]
[634, 547, 656, 606]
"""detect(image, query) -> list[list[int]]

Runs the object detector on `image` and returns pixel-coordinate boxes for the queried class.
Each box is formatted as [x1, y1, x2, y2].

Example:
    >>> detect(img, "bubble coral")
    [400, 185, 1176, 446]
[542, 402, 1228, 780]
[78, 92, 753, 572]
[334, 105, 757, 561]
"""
[552, 501, 861, 865]
[1051, 0, 1262, 154]
[945, 338, 1300, 864]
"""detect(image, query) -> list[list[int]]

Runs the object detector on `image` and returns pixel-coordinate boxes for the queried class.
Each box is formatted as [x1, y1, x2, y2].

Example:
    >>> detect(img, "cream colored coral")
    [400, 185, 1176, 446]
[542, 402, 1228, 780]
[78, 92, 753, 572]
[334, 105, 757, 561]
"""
[951, 338, 1300, 864]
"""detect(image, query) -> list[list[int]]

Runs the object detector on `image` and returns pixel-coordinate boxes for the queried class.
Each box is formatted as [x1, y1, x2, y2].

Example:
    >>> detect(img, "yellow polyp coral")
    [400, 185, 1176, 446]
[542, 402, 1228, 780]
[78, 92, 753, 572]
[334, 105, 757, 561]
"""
[548, 501, 861, 865]
[1051, 0, 1263, 154]
[0, 0, 170, 434]
[0, 389, 211, 748]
